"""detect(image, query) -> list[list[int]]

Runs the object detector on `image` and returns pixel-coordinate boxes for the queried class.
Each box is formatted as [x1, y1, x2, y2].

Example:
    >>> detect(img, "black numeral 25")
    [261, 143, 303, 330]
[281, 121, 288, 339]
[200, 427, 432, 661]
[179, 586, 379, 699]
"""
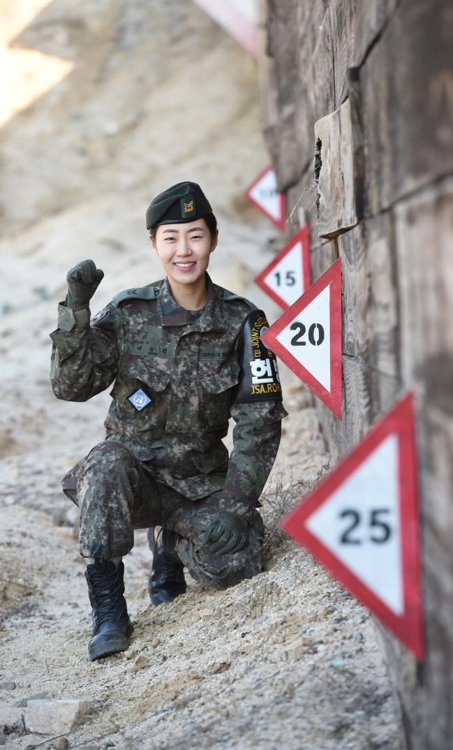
[339, 508, 392, 544]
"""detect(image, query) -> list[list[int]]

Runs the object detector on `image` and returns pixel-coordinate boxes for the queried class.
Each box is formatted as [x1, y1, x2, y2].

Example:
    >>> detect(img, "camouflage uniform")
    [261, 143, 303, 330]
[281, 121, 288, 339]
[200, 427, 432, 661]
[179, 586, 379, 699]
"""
[50, 274, 287, 588]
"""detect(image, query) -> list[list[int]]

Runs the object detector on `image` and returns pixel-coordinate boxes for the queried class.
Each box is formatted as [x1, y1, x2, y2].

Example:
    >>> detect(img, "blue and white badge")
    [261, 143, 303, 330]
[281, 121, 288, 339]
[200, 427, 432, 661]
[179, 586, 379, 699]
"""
[128, 388, 152, 412]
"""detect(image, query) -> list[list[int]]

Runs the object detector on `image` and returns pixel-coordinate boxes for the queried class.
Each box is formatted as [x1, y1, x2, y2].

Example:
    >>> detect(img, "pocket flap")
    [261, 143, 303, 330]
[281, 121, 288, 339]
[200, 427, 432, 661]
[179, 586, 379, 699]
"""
[192, 443, 229, 474]
[128, 360, 171, 393]
[200, 360, 240, 394]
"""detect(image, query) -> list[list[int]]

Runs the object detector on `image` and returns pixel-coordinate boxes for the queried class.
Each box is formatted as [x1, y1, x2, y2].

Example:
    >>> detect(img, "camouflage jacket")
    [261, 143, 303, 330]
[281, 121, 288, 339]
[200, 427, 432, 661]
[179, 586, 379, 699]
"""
[50, 274, 287, 510]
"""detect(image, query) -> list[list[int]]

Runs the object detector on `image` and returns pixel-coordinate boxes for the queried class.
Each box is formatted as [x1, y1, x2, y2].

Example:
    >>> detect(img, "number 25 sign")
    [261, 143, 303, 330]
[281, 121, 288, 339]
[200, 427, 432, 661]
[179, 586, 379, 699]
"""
[261, 258, 342, 418]
[281, 392, 424, 659]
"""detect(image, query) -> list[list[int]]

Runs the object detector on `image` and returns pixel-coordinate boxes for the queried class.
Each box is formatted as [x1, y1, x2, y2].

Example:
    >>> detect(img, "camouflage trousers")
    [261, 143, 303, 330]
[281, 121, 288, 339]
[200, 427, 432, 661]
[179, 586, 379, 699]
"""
[72, 440, 264, 590]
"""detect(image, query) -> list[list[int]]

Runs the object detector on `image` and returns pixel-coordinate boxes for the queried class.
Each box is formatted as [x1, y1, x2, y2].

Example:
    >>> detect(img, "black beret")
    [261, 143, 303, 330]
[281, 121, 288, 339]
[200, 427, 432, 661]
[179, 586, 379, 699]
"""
[146, 181, 212, 231]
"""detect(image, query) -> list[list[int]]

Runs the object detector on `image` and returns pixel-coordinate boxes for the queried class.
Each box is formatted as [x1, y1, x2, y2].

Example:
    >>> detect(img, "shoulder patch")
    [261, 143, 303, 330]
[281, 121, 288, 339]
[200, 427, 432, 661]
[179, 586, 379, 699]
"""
[112, 281, 163, 307]
[232, 309, 282, 404]
[90, 308, 109, 326]
[215, 284, 257, 312]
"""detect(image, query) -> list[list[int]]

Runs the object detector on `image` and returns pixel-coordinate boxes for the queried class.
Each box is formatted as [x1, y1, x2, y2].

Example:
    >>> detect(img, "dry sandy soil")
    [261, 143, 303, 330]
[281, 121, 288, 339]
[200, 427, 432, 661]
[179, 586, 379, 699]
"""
[1, 2, 404, 748]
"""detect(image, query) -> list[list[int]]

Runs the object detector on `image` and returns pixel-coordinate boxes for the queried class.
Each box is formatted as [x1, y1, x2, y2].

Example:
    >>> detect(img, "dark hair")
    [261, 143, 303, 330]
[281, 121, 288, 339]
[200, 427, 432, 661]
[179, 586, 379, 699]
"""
[149, 212, 218, 241]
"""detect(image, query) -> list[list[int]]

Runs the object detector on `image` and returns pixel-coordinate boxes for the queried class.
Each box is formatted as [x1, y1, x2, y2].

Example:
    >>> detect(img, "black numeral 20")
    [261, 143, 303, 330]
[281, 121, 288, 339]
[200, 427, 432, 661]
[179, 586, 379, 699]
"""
[339, 508, 392, 544]
[290, 321, 325, 347]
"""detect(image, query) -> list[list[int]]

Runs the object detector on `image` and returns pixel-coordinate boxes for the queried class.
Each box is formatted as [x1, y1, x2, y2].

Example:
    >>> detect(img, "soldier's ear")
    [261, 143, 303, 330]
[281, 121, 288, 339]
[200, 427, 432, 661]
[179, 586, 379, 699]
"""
[210, 230, 219, 253]
[149, 233, 158, 252]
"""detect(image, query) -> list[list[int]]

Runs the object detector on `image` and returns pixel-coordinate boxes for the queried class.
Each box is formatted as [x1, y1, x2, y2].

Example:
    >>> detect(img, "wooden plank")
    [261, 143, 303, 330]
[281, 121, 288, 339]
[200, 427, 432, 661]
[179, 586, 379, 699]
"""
[420, 403, 453, 553]
[379, 403, 453, 750]
[266, 0, 299, 111]
[330, 0, 399, 107]
[353, 0, 398, 66]
[367, 212, 400, 380]
[315, 98, 360, 238]
[293, 3, 335, 180]
[315, 355, 375, 460]
[329, 0, 355, 107]
[336, 201, 400, 385]
[362, 0, 453, 215]
[310, 239, 337, 283]
[395, 179, 453, 394]
[310, 4, 336, 124]
[383, 182, 453, 750]
[338, 222, 370, 362]
[262, 0, 305, 190]
[272, 111, 305, 193]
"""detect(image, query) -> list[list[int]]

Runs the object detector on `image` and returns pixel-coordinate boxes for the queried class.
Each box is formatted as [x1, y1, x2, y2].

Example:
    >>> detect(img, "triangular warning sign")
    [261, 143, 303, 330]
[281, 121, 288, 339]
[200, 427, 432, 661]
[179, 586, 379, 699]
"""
[245, 166, 286, 231]
[261, 258, 342, 418]
[192, 0, 257, 55]
[282, 392, 424, 660]
[255, 225, 311, 310]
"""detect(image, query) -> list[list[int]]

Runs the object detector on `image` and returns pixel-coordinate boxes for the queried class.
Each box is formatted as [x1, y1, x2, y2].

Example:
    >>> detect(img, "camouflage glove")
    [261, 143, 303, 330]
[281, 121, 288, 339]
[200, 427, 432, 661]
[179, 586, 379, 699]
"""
[203, 510, 249, 556]
[65, 259, 104, 309]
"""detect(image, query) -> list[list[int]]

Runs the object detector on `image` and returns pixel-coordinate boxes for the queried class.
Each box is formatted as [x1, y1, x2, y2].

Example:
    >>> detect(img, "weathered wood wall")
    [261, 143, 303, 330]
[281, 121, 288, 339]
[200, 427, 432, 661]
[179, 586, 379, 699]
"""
[258, 1, 453, 748]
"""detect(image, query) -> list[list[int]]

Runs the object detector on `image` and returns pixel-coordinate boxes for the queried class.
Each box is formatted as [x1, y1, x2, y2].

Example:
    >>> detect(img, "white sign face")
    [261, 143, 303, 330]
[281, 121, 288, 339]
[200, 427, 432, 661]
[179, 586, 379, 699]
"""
[248, 168, 283, 224]
[262, 242, 304, 306]
[275, 284, 331, 390]
[229, 0, 257, 23]
[306, 434, 403, 614]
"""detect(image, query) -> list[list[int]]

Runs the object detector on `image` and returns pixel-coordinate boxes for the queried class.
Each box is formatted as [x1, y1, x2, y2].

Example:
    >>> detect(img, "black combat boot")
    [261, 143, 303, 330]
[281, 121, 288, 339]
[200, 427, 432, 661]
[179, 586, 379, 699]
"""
[148, 527, 187, 605]
[85, 559, 133, 661]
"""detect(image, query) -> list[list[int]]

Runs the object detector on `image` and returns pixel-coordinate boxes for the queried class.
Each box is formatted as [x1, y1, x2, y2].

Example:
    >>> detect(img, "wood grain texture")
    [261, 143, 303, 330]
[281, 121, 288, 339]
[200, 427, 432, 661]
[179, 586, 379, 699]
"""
[261, 5, 453, 747]
[379, 403, 453, 750]
[352, 0, 398, 66]
[310, 239, 337, 283]
[395, 179, 453, 397]
[315, 98, 360, 238]
[338, 222, 370, 362]
[262, 0, 305, 189]
[329, 0, 355, 107]
[367, 213, 400, 379]
[362, 0, 453, 215]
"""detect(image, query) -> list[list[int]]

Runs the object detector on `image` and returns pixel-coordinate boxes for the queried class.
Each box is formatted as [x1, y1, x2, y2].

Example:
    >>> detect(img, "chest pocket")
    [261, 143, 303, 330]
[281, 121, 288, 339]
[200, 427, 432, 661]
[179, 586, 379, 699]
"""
[111, 359, 171, 422]
[199, 359, 240, 427]
[128, 359, 171, 393]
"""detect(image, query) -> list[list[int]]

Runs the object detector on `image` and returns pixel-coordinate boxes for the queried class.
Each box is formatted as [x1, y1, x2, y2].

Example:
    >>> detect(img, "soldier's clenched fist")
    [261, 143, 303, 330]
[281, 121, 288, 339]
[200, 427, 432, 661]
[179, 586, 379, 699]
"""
[66, 259, 104, 309]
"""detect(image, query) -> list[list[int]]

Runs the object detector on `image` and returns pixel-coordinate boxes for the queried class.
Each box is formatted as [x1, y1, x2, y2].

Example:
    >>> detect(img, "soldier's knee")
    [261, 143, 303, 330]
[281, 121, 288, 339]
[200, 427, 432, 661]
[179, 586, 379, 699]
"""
[183, 541, 263, 590]
[82, 442, 134, 477]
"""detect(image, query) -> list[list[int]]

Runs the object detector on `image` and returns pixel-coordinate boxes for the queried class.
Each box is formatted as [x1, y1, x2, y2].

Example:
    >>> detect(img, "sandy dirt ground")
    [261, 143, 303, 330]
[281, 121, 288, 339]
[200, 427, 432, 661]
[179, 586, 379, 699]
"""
[1, 2, 404, 748]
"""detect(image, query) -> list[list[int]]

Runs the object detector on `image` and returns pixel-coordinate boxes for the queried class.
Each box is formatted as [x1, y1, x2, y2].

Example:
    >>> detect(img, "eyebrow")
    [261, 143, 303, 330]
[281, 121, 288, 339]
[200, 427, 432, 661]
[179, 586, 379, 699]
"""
[161, 226, 206, 234]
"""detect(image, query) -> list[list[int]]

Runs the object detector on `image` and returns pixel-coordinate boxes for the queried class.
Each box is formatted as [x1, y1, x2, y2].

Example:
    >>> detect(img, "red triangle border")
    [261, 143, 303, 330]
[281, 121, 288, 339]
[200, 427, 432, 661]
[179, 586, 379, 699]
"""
[281, 392, 424, 660]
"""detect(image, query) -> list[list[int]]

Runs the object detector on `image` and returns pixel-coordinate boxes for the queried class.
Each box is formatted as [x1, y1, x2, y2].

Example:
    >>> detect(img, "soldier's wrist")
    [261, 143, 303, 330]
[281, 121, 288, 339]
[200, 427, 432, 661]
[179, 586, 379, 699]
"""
[57, 302, 90, 332]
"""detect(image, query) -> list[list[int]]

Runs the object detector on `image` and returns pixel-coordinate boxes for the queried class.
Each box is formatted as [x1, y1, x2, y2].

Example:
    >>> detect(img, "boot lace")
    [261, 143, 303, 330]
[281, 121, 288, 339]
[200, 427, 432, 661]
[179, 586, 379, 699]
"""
[88, 562, 122, 626]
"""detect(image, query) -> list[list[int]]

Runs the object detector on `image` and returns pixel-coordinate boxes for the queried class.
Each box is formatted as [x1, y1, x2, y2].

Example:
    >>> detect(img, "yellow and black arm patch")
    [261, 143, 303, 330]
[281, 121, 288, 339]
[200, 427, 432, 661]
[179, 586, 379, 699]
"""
[232, 310, 282, 403]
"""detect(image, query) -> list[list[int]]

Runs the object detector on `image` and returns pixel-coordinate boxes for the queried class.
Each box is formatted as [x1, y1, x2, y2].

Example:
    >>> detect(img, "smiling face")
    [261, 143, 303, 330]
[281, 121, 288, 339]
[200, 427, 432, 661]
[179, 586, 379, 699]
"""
[150, 218, 218, 301]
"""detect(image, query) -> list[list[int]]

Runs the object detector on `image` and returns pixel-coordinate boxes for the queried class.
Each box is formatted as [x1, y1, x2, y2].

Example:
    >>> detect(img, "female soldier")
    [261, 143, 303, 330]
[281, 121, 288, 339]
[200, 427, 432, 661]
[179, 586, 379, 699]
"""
[50, 181, 287, 661]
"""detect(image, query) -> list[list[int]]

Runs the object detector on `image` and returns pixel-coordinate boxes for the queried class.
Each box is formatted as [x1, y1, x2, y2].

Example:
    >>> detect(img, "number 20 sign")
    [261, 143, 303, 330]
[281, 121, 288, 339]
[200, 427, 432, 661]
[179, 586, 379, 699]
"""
[255, 225, 311, 310]
[261, 258, 342, 418]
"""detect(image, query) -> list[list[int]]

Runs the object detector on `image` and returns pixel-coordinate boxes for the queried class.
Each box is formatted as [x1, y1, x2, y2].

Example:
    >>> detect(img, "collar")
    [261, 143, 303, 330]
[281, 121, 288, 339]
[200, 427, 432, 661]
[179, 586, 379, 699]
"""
[157, 273, 225, 333]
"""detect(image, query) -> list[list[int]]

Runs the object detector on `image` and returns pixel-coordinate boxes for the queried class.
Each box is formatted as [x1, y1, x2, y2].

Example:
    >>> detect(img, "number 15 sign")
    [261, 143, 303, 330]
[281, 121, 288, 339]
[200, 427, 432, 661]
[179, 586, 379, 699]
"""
[255, 225, 311, 309]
